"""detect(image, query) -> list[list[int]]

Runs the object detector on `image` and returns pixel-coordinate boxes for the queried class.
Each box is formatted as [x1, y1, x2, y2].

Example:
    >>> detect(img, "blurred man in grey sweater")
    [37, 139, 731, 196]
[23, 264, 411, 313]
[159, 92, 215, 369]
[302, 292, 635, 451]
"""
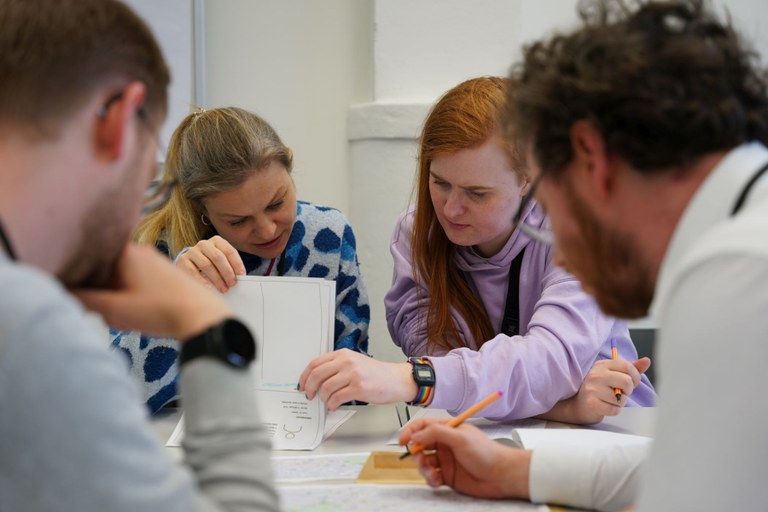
[0, 1, 279, 510]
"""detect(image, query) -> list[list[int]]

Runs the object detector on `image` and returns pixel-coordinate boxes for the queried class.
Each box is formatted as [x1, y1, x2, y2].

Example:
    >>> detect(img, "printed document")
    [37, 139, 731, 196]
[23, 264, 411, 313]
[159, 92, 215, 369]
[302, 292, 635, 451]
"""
[169, 276, 336, 450]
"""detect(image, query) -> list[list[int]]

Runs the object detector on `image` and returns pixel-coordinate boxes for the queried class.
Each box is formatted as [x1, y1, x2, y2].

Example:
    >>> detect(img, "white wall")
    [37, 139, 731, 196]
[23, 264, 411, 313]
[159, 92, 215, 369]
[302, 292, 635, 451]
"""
[200, 0, 768, 362]
[373, 0, 587, 102]
[124, 0, 194, 152]
[201, 0, 373, 215]
[352, 0, 588, 361]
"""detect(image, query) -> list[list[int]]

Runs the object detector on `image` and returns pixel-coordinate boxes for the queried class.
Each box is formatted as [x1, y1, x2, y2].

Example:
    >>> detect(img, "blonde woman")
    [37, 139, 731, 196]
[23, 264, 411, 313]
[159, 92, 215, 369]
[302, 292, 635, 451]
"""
[112, 107, 370, 411]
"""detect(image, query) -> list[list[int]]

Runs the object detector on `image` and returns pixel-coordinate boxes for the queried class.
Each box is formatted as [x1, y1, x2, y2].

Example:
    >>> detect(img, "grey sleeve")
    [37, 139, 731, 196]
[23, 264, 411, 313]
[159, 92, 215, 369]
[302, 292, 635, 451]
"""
[181, 359, 280, 511]
[0, 268, 278, 512]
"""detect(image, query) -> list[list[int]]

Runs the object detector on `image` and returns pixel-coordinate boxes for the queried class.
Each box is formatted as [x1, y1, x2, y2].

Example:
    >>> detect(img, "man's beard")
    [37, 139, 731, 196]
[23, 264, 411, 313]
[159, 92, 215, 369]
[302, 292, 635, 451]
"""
[563, 183, 655, 319]
[58, 201, 129, 288]
[58, 151, 146, 289]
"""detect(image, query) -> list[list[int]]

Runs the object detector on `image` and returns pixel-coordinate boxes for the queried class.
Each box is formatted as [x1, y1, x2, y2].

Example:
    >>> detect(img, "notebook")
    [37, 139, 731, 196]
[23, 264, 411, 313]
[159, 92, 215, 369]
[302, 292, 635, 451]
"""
[391, 408, 652, 450]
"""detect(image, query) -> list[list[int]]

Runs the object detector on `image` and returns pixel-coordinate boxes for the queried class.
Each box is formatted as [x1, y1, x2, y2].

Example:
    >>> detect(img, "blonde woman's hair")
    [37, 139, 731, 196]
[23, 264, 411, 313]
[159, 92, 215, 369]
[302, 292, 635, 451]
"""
[134, 106, 293, 256]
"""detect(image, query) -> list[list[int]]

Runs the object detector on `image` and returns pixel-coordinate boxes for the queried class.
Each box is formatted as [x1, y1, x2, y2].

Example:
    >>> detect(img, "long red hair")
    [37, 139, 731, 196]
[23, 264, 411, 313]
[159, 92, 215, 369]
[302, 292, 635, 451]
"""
[412, 76, 523, 352]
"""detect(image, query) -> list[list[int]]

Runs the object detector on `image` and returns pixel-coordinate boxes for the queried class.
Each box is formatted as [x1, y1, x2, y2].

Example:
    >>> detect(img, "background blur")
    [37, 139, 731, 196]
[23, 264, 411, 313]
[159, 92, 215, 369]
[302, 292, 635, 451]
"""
[128, 0, 768, 364]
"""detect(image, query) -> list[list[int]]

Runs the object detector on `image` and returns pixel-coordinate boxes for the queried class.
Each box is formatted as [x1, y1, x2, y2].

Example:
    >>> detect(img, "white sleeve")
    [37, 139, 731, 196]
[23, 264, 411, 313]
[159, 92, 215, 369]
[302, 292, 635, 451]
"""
[637, 255, 768, 511]
[529, 442, 647, 511]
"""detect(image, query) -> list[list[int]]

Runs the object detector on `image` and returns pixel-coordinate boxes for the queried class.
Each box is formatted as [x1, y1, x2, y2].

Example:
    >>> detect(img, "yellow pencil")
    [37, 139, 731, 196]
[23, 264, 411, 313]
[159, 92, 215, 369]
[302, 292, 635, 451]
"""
[611, 338, 623, 402]
[400, 390, 503, 460]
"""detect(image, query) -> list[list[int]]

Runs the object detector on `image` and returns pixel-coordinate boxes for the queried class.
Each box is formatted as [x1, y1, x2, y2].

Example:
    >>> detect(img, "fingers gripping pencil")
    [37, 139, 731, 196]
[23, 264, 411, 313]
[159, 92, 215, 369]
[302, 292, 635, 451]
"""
[400, 390, 503, 460]
[611, 338, 623, 402]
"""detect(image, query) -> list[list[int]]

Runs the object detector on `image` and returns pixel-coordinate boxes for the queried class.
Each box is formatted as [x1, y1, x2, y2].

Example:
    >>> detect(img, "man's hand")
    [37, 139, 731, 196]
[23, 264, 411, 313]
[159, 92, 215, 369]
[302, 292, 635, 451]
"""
[74, 243, 232, 340]
[399, 418, 532, 500]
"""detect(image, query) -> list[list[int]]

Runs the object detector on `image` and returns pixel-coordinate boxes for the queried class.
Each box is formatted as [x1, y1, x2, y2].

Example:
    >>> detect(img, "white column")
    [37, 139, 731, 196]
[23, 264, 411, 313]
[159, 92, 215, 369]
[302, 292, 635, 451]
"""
[350, 0, 581, 360]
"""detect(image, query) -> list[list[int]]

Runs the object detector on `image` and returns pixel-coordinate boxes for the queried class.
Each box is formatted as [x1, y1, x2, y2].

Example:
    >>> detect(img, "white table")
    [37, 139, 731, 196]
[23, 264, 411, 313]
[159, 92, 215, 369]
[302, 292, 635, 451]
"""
[151, 405, 657, 511]
[151, 404, 657, 451]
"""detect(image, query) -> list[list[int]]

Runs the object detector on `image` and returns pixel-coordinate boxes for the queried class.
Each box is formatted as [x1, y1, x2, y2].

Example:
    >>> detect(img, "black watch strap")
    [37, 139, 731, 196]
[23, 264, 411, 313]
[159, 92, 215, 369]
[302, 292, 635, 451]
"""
[179, 318, 256, 369]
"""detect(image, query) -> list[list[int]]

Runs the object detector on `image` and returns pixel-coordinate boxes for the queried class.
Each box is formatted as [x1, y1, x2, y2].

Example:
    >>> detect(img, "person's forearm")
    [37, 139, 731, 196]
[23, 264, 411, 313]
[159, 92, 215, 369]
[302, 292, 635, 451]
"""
[498, 448, 533, 500]
[181, 359, 280, 511]
[396, 362, 419, 403]
[535, 395, 583, 424]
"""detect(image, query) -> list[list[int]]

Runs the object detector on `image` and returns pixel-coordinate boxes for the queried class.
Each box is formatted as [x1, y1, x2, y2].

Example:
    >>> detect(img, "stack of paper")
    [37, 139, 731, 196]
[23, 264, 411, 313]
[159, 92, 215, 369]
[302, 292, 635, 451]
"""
[168, 276, 345, 450]
[390, 408, 651, 451]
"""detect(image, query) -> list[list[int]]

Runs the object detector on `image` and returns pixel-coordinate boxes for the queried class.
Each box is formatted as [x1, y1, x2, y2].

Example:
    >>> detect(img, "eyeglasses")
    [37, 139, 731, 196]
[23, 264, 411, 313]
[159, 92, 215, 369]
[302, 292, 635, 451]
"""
[512, 172, 554, 245]
[142, 176, 176, 215]
[98, 92, 177, 215]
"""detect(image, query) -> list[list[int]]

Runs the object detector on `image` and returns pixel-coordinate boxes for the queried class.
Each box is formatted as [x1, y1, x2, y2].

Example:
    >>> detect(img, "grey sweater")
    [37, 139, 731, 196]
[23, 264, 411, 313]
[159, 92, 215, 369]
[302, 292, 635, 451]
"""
[0, 255, 279, 511]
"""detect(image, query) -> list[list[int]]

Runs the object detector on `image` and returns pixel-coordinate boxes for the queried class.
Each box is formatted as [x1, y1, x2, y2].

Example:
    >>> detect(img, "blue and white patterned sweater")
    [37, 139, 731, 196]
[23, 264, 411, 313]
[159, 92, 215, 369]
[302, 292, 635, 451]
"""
[111, 201, 371, 412]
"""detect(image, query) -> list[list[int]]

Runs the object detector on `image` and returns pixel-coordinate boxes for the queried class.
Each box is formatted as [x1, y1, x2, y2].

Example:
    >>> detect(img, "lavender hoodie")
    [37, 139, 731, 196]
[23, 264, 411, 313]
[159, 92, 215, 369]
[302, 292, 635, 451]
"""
[385, 204, 656, 420]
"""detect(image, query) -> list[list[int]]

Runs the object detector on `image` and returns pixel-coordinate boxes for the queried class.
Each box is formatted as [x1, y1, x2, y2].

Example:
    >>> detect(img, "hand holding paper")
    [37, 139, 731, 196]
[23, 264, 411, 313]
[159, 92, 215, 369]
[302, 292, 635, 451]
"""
[299, 350, 417, 410]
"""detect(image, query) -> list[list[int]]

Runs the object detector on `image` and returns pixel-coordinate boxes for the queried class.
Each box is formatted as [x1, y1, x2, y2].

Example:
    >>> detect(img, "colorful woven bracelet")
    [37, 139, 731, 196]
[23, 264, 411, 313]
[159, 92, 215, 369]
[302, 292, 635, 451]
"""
[407, 357, 435, 406]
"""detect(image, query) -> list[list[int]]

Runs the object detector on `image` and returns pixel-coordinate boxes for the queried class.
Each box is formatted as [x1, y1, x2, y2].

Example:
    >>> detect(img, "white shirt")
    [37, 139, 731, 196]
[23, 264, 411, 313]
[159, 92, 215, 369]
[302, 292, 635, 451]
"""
[529, 142, 768, 511]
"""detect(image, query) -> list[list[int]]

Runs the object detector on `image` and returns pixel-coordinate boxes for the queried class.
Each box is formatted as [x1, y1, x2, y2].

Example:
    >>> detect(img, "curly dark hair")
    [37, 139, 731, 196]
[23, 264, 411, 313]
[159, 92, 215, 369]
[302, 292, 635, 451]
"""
[507, 0, 768, 175]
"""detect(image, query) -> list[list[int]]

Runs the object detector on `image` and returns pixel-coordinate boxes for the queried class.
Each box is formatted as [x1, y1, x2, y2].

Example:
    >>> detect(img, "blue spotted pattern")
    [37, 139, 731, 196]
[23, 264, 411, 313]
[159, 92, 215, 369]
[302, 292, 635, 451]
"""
[341, 225, 357, 261]
[110, 329, 179, 412]
[144, 346, 177, 382]
[309, 264, 330, 278]
[110, 201, 371, 413]
[314, 228, 341, 253]
[147, 383, 179, 414]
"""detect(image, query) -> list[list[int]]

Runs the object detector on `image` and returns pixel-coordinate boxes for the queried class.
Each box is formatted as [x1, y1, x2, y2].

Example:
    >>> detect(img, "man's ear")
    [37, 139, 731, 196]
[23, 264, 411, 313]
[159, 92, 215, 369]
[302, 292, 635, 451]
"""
[517, 172, 531, 196]
[95, 81, 147, 161]
[569, 120, 612, 200]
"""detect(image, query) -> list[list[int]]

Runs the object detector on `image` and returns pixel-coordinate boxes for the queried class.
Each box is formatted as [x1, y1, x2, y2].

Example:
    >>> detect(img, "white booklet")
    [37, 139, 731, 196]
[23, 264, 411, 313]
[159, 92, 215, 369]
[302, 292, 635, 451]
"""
[387, 408, 547, 445]
[167, 409, 355, 450]
[389, 408, 651, 450]
[510, 427, 651, 450]
[168, 275, 337, 450]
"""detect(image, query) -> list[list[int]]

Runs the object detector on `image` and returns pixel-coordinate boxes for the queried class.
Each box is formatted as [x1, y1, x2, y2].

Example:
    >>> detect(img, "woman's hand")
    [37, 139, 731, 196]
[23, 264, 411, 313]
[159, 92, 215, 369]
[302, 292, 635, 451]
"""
[176, 235, 246, 293]
[540, 357, 651, 425]
[298, 349, 418, 410]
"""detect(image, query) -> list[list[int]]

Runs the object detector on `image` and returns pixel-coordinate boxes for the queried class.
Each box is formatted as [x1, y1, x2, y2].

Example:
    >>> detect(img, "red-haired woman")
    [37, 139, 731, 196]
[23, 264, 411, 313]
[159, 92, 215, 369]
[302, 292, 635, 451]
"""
[300, 77, 655, 422]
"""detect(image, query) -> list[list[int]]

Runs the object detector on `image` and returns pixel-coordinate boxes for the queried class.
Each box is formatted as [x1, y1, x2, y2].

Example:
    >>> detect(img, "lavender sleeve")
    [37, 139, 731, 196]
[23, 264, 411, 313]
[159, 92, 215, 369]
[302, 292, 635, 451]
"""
[428, 270, 620, 420]
[384, 211, 653, 420]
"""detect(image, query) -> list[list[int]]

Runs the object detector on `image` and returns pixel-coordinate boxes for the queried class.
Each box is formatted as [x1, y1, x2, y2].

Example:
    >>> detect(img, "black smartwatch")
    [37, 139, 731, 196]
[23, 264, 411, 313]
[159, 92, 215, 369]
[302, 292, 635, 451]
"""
[407, 357, 436, 406]
[179, 318, 256, 369]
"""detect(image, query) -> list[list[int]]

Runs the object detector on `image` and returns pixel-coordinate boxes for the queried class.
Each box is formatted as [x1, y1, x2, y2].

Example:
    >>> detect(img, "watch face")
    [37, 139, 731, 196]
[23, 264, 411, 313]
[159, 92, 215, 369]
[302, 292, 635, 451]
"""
[416, 367, 432, 380]
[412, 363, 436, 386]
[221, 319, 256, 367]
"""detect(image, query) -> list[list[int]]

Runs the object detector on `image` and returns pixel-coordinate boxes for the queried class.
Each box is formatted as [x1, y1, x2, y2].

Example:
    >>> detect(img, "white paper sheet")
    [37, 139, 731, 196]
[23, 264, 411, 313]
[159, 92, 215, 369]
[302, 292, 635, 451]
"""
[272, 452, 369, 482]
[228, 276, 334, 391]
[278, 484, 549, 511]
[512, 427, 651, 450]
[168, 276, 338, 450]
[166, 409, 356, 449]
[387, 408, 546, 445]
